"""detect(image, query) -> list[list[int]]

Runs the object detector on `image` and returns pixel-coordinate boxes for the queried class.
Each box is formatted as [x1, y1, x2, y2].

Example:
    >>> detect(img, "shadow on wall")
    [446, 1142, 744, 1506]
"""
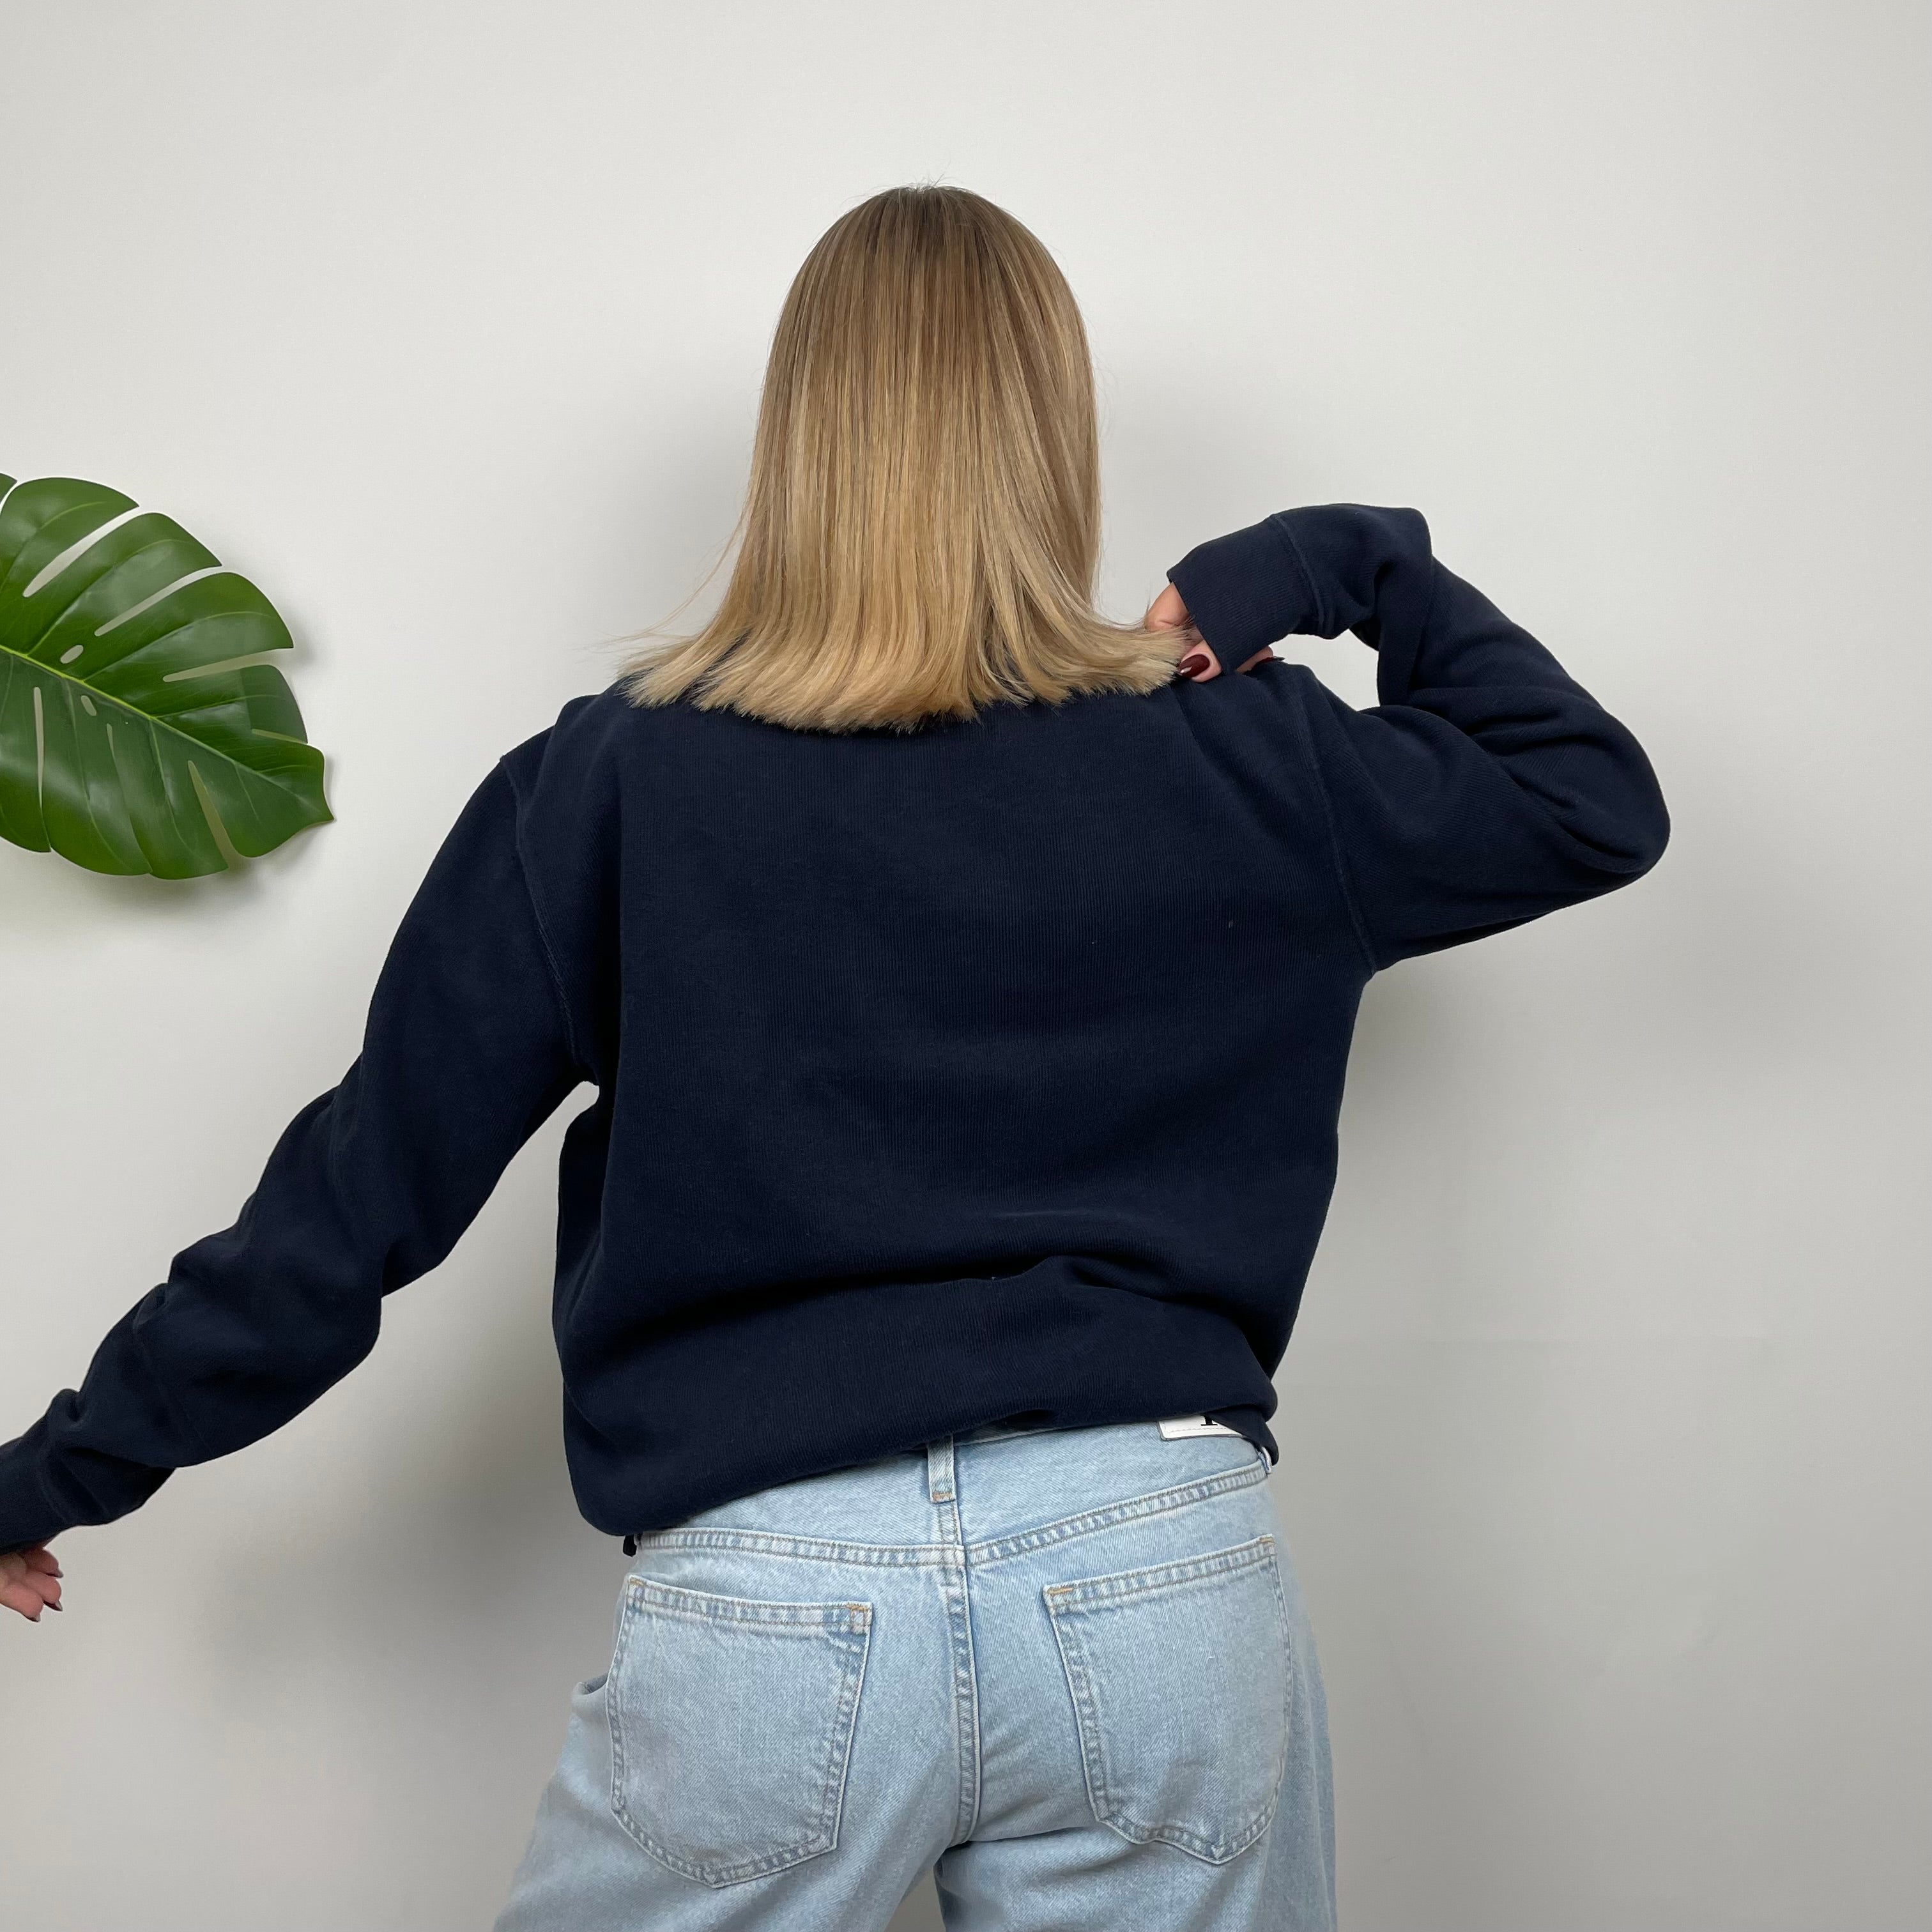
[889, 1876, 945, 1930]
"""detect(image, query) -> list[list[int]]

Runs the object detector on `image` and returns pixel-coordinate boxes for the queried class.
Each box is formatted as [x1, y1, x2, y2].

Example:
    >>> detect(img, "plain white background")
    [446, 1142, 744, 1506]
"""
[1, 4, 1925, 1927]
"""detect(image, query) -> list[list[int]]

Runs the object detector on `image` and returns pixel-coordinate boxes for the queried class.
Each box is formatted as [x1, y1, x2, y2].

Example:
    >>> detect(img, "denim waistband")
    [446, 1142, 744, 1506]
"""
[625, 1416, 1266, 1557]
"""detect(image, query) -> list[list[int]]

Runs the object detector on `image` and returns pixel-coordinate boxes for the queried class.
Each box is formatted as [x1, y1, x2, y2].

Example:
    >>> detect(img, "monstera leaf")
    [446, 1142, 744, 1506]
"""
[0, 473, 330, 877]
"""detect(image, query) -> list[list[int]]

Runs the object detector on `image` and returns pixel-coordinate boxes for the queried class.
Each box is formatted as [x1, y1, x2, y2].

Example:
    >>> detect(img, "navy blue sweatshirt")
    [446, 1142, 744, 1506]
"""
[0, 505, 1669, 1554]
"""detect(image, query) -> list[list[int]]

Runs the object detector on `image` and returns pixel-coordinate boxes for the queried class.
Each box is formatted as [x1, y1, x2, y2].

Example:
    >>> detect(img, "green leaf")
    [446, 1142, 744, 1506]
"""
[0, 472, 332, 878]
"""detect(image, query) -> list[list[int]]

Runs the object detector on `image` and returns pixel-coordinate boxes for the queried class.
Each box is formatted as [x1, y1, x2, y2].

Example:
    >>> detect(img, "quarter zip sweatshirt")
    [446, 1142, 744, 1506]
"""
[0, 505, 1670, 1554]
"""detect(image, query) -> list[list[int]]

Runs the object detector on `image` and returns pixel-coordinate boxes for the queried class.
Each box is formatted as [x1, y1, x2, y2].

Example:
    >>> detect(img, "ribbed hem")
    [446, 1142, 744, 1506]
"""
[564, 1269, 1280, 1540]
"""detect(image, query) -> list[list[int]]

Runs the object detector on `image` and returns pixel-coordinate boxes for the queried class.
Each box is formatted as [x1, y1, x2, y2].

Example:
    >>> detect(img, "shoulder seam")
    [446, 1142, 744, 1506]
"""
[1283, 666, 1382, 979]
[494, 756, 587, 1073]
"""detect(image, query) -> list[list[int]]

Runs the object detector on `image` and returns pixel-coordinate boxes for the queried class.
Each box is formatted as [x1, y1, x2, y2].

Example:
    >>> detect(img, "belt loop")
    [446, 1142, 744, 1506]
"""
[926, 1435, 956, 1504]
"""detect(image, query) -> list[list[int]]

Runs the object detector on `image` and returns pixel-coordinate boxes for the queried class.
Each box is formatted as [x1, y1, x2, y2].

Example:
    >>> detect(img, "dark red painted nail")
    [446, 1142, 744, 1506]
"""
[1177, 652, 1210, 678]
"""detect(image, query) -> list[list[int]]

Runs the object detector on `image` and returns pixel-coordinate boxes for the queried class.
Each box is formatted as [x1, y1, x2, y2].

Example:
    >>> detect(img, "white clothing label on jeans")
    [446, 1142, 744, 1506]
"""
[1157, 1414, 1245, 1442]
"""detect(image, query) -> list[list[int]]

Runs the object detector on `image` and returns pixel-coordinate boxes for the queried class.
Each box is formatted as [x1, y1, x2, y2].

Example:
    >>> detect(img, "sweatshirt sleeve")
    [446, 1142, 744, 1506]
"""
[0, 757, 588, 1554]
[1168, 503, 1671, 972]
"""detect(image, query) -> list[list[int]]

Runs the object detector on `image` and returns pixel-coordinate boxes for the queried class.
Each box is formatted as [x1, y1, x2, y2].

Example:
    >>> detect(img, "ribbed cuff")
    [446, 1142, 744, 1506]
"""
[0, 1419, 68, 1554]
[1167, 512, 1320, 663]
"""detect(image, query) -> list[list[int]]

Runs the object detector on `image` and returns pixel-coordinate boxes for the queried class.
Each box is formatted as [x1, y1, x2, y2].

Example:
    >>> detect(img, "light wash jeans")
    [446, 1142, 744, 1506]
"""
[494, 1418, 1335, 1930]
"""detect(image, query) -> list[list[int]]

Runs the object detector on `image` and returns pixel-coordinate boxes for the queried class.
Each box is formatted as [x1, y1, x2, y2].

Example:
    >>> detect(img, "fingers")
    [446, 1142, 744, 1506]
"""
[1, 1547, 63, 1621]
[1144, 582, 1191, 630]
[1177, 643, 1274, 682]
[1, 1575, 52, 1619]
[1149, 584, 1272, 681]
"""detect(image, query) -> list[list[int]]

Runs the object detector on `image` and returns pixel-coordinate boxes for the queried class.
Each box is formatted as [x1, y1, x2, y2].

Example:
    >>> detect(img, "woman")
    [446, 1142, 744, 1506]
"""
[0, 186, 1669, 1929]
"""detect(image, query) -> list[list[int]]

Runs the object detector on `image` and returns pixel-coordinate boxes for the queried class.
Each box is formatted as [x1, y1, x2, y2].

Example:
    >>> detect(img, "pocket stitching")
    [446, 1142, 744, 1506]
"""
[625, 1574, 875, 1630]
[1045, 1535, 1292, 1865]
[1043, 1531, 1278, 1610]
[608, 1577, 874, 1887]
[970, 1454, 1269, 1570]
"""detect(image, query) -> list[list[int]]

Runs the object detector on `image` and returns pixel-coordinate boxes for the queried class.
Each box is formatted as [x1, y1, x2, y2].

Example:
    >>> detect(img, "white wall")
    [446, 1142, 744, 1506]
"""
[2, 4, 1925, 1927]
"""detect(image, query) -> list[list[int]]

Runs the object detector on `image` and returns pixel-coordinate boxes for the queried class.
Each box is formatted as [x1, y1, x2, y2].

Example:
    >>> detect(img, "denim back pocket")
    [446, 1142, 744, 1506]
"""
[607, 1575, 873, 1888]
[1044, 1534, 1291, 1864]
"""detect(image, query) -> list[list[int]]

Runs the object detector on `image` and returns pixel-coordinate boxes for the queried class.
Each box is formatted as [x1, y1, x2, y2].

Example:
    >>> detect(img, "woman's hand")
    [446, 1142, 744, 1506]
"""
[1, 1544, 63, 1621]
[1145, 583, 1273, 680]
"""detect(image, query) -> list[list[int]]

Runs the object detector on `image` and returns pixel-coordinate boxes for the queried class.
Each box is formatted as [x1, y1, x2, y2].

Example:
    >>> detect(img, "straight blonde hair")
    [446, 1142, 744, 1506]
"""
[620, 185, 1184, 733]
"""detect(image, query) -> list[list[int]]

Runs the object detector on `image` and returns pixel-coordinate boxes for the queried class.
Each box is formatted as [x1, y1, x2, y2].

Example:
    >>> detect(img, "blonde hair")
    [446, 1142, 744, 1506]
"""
[620, 185, 1183, 733]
